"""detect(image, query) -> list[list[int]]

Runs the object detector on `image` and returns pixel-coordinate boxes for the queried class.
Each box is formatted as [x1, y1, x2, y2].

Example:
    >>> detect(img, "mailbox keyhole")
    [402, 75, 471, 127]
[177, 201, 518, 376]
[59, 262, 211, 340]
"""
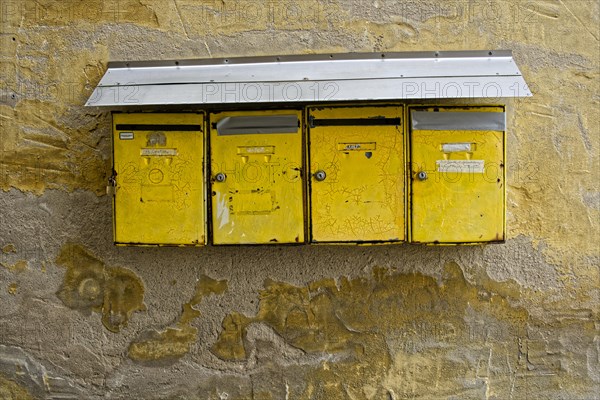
[215, 173, 226, 183]
[314, 170, 326, 181]
[417, 171, 428, 181]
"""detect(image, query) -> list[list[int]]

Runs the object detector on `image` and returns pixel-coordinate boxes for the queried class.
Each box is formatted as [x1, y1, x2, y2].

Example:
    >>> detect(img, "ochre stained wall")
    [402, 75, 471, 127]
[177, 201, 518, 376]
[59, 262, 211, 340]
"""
[1, 1, 599, 398]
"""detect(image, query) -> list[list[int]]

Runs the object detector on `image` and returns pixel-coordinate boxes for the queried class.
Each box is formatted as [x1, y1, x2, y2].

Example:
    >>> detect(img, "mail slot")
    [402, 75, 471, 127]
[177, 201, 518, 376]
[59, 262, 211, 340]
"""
[409, 106, 506, 244]
[209, 110, 305, 244]
[112, 113, 206, 245]
[307, 105, 405, 242]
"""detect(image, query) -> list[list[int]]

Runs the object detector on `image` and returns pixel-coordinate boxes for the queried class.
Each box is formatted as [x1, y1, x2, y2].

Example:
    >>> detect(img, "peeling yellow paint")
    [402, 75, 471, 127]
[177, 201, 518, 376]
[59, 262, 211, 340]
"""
[214, 263, 526, 362]
[1, 260, 28, 273]
[128, 274, 227, 362]
[7, 283, 18, 295]
[212, 263, 597, 397]
[55, 243, 145, 333]
[211, 312, 250, 361]
[0, 375, 33, 400]
[1, 244, 16, 254]
[127, 325, 198, 362]
[189, 274, 228, 305]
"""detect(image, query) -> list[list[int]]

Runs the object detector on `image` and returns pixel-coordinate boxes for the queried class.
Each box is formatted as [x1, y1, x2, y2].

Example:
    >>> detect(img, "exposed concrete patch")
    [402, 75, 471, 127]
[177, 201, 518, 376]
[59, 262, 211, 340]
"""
[128, 274, 227, 363]
[0, 345, 84, 399]
[483, 235, 562, 290]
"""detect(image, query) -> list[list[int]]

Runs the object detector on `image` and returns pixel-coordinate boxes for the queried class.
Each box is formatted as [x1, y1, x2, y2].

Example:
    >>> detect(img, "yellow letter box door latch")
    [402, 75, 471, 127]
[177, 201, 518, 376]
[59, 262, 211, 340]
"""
[209, 110, 305, 244]
[308, 105, 405, 243]
[112, 113, 206, 245]
[409, 106, 506, 244]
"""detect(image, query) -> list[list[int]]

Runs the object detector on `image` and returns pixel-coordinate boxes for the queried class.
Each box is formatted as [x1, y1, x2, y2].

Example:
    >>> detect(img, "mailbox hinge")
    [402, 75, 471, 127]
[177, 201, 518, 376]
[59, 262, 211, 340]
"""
[106, 171, 117, 196]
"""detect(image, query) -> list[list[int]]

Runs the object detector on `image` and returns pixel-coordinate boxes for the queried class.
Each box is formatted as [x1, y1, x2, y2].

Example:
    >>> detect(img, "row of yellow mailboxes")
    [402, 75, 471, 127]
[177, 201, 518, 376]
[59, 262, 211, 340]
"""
[111, 104, 506, 246]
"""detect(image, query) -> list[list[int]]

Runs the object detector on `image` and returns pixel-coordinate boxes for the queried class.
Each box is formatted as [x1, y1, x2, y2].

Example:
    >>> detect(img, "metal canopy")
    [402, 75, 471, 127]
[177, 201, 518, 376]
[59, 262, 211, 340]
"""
[86, 50, 531, 107]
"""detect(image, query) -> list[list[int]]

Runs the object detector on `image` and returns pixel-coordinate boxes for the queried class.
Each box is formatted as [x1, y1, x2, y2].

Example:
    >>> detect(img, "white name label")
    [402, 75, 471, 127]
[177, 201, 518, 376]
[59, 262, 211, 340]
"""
[119, 132, 134, 140]
[436, 160, 485, 173]
[442, 142, 472, 153]
[140, 148, 178, 156]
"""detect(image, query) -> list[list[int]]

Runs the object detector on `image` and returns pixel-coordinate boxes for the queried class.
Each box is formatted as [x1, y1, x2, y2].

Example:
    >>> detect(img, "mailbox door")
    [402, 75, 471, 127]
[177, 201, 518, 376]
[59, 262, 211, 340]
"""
[210, 110, 305, 244]
[112, 113, 206, 245]
[308, 105, 405, 243]
[409, 106, 506, 244]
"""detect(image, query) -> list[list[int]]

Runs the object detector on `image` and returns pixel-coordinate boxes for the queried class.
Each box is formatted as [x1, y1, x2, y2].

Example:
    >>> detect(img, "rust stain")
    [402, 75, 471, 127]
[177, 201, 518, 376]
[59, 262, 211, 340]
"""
[55, 243, 145, 333]
[128, 274, 227, 362]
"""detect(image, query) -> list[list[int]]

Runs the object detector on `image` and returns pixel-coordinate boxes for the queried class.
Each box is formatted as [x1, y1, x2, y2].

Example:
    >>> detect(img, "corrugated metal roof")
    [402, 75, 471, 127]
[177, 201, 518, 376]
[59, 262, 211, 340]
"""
[86, 50, 531, 106]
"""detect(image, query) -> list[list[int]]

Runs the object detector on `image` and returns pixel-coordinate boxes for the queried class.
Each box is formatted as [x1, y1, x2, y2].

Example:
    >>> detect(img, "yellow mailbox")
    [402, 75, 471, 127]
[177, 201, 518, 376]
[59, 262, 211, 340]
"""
[307, 105, 405, 243]
[209, 110, 305, 244]
[112, 113, 206, 245]
[409, 106, 506, 244]
[88, 52, 531, 247]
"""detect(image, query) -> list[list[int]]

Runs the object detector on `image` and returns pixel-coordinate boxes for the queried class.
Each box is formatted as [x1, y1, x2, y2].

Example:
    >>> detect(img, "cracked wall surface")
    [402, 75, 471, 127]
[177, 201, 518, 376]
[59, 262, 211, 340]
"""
[0, 0, 599, 399]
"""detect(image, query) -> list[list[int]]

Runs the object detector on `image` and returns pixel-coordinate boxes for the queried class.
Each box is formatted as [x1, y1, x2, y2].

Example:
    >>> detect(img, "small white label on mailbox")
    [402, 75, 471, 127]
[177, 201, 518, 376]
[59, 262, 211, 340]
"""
[442, 142, 472, 152]
[140, 148, 178, 156]
[237, 146, 275, 155]
[119, 132, 134, 140]
[436, 160, 484, 173]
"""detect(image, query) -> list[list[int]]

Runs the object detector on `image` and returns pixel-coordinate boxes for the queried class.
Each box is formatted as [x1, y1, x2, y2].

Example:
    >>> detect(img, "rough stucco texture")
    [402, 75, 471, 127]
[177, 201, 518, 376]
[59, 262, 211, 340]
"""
[0, 0, 599, 399]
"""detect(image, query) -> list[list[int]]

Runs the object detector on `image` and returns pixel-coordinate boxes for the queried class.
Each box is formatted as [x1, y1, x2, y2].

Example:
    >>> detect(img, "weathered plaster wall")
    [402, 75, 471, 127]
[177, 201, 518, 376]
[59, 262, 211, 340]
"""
[0, 0, 598, 399]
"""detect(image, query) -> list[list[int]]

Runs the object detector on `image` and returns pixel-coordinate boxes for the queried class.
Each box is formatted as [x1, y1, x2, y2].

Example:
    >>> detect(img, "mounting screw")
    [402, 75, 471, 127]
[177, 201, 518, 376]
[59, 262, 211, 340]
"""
[215, 173, 226, 182]
[314, 170, 326, 181]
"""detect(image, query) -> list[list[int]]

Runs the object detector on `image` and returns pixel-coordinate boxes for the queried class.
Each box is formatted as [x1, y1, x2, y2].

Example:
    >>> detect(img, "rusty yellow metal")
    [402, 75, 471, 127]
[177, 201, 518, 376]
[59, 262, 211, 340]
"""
[308, 105, 405, 243]
[112, 113, 206, 245]
[409, 106, 506, 244]
[209, 109, 305, 244]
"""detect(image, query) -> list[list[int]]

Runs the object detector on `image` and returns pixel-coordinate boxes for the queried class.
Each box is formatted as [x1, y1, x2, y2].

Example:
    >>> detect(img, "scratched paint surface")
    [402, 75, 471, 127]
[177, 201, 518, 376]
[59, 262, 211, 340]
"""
[210, 110, 305, 244]
[410, 106, 506, 243]
[308, 105, 405, 242]
[112, 113, 206, 245]
[0, 0, 598, 398]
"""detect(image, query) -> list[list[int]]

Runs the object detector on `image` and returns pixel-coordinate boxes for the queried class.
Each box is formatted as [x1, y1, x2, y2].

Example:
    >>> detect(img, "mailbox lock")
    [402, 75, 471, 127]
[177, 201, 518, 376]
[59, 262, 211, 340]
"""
[417, 171, 428, 181]
[314, 170, 327, 182]
[215, 173, 226, 183]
